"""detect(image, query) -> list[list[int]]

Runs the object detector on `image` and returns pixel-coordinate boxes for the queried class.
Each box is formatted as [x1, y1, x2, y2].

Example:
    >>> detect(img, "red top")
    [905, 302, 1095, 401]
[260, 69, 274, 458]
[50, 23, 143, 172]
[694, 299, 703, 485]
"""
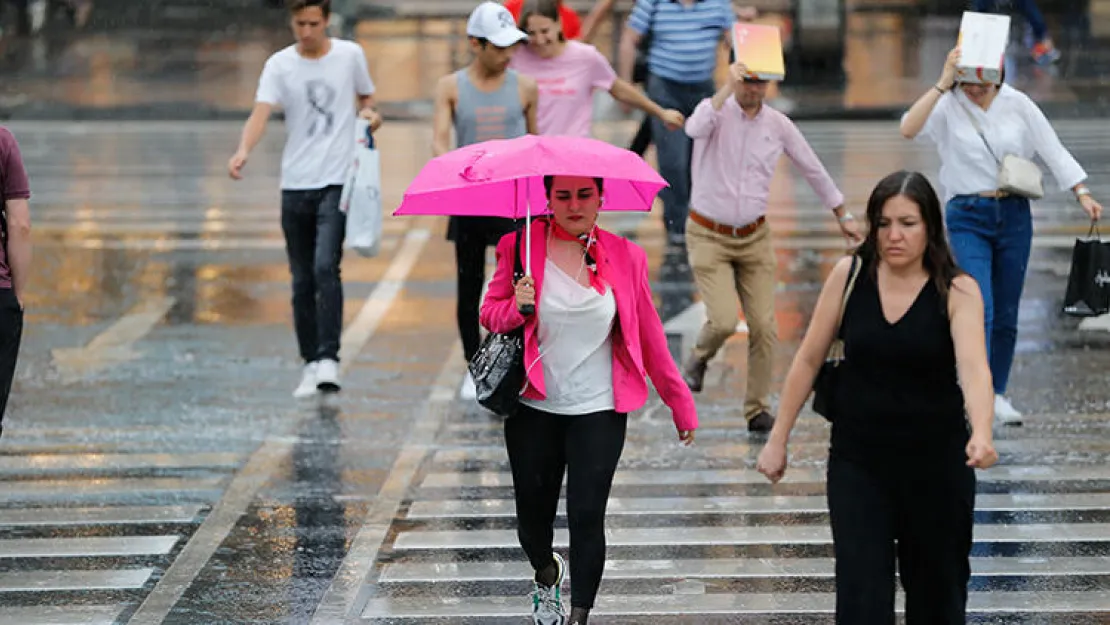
[503, 0, 582, 40]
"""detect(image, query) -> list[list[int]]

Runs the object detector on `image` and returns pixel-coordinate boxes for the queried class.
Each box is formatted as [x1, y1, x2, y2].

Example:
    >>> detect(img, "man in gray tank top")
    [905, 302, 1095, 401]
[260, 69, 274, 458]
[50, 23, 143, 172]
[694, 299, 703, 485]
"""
[432, 1, 538, 400]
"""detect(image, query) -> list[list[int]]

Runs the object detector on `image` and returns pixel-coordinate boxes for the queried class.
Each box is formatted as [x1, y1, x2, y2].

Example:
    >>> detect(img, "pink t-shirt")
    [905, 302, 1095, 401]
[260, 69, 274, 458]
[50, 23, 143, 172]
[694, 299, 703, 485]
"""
[510, 41, 617, 138]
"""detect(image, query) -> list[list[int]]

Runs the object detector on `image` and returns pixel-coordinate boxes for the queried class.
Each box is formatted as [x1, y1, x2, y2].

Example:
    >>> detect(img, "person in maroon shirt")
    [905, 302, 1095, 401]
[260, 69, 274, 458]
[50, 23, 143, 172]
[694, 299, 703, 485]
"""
[0, 126, 31, 433]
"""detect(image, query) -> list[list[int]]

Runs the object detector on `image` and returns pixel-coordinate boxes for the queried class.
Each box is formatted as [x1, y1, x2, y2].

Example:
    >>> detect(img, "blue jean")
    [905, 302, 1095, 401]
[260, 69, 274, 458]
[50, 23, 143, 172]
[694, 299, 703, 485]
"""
[646, 73, 716, 236]
[972, 0, 1048, 42]
[945, 195, 1032, 394]
[281, 185, 346, 364]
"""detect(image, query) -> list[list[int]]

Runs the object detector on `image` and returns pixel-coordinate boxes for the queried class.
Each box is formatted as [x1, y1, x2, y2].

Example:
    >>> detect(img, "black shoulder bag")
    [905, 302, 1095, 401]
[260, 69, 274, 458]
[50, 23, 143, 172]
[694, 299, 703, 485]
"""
[811, 254, 861, 421]
[468, 230, 528, 417]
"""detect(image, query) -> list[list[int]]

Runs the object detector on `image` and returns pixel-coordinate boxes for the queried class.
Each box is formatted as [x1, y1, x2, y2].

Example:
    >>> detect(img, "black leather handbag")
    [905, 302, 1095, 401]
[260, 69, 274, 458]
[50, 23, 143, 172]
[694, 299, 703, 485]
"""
[811, 254, 861, 421]
[468, 231, 528, 417]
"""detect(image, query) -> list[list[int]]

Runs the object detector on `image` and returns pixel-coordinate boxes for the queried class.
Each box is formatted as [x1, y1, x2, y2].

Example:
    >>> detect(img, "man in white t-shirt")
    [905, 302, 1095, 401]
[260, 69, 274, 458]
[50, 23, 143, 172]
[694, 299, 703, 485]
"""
[228, 0, 382, 398]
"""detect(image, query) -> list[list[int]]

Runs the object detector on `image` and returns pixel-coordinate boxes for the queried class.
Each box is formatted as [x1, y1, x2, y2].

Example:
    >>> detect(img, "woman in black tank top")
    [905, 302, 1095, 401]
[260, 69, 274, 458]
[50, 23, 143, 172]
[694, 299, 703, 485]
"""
[756, 171, 999, 624]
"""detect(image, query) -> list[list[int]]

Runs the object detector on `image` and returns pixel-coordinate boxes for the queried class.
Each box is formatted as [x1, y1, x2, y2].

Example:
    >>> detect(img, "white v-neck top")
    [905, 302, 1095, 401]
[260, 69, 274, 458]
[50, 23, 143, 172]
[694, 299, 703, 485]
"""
[907, 85, 1086, 201]
[521, 258, 616, 415]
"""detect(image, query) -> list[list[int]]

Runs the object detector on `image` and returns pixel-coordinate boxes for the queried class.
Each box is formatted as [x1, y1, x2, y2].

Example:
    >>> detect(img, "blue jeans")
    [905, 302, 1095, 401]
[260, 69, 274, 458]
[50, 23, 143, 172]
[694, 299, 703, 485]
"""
[945, 195, 1032, 394]
[281, 185, 346, 364]
[646, 74, 715, 236]
[972, 0, 1047, 42]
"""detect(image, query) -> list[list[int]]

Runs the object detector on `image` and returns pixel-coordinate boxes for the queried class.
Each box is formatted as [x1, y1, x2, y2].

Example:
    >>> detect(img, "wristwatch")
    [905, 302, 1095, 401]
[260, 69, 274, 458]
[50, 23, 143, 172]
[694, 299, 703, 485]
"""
[1076, 186, 1092, 200]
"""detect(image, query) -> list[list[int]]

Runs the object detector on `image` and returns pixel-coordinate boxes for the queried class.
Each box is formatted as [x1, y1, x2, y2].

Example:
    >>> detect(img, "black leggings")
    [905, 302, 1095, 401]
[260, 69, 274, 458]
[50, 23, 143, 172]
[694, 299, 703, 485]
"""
[827, 451, 976, 624]
[504, 404, 627, 609]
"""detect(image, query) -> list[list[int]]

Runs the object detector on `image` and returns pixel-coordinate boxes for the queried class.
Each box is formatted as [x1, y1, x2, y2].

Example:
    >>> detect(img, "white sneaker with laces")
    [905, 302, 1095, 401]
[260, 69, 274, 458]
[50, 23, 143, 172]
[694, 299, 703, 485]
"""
[316, 359, 341, 393]
[459, 371, 477, 400]
[293, 363, 319, 399]
[994, 395, 1023, 426]
[530, 553, 567, 625]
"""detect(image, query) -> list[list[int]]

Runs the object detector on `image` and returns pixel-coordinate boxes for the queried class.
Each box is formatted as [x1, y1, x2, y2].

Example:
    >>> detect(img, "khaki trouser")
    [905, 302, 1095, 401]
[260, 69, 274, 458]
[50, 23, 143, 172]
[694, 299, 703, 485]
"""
[685, 216, 777, 420]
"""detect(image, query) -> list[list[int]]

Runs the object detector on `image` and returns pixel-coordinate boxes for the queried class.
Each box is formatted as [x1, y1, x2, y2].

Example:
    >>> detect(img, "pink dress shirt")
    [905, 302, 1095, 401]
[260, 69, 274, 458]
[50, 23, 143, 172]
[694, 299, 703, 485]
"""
[479, 223, 698, 432]
[685, 97, 844, 228]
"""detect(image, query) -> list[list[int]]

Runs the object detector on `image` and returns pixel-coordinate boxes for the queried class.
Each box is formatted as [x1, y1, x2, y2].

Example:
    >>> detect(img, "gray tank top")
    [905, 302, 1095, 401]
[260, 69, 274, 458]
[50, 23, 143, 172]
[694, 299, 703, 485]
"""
[454, 69, 527, 147]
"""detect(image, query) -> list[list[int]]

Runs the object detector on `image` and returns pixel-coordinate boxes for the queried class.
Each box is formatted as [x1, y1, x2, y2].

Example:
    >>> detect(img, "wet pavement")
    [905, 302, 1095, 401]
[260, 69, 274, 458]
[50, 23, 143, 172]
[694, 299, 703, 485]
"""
[1, 3, 1110, 120]
[0, 117, 1107, 623]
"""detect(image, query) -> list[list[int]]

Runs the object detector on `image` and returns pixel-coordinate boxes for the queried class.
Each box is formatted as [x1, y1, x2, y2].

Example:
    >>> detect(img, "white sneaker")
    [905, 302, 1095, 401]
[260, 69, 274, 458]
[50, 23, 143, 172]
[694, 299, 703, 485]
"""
[293, 363, 318, 399]
[315, 359, 340, 393]
[459, 371, 477, 400]
[994, 395, 1023, 426]
[530, 553, 567, 625]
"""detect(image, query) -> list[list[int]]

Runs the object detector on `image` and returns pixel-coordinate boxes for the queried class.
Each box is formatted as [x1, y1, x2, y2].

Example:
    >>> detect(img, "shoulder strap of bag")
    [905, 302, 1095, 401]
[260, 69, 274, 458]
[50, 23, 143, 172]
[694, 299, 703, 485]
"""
[513, 227, 525, 282]
[835, 254, 862, 332]
[954, 95, 1002, 166]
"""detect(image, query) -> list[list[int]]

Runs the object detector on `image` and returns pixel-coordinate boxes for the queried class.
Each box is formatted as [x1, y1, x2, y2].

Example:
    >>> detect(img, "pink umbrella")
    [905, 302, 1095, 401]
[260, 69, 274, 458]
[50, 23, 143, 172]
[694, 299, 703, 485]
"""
[394, 134, 667, 275]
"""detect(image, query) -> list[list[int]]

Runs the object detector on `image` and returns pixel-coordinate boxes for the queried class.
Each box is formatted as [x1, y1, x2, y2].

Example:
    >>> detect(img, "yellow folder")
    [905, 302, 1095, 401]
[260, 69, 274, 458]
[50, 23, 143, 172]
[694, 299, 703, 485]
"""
[732, 23, 785, 81]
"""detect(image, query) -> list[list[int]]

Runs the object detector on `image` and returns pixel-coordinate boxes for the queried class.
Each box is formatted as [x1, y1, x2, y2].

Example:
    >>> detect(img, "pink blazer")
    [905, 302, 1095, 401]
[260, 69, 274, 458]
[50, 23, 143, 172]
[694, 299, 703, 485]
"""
[479, 223, 698, 432]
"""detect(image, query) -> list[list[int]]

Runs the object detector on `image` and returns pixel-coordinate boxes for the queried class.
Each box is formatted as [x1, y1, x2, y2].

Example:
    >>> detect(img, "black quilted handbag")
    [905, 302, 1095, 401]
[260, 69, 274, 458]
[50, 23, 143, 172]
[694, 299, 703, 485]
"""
[811, 254, 861, 421]
[468, 231, 528, 417]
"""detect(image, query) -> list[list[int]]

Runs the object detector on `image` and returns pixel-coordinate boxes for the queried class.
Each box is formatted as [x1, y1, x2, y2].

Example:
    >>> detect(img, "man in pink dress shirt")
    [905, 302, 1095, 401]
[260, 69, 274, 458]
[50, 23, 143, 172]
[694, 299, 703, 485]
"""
[681, 62, 862, 433]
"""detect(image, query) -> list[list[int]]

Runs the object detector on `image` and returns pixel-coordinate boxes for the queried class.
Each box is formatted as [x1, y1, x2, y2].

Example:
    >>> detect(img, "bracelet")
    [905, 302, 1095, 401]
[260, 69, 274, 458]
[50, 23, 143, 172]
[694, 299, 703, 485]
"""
[933, 84, 948, 95]
[838, 213, 855, 223]
[1076, 187, 1092, 198]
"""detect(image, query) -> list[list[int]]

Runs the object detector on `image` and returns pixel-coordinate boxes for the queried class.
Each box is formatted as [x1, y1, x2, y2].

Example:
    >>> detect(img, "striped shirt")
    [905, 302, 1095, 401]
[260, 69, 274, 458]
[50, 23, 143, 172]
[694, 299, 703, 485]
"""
[627, 0, 734, 84]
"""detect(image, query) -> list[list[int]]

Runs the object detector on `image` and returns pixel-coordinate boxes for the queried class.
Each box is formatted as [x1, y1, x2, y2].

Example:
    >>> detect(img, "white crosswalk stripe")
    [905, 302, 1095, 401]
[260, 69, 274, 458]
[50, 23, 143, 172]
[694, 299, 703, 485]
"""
[358, 414, 1110, 623]
[0, 448, 246, 617]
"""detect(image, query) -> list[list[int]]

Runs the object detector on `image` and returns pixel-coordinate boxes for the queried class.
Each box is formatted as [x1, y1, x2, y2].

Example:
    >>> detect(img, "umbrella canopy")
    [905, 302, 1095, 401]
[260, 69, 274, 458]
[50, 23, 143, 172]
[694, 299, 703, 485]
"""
[394, 135, 667, 218]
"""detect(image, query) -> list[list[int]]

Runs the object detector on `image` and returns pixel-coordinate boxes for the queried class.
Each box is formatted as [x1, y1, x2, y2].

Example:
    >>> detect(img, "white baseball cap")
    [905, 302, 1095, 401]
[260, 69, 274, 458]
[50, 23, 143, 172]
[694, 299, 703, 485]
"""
[466, 2, 528, 48]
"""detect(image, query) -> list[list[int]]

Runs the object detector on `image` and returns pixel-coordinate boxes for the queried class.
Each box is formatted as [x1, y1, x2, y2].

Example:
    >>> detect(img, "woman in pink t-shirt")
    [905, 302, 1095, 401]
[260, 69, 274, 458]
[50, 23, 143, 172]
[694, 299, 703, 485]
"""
[510, 0, 683, 138]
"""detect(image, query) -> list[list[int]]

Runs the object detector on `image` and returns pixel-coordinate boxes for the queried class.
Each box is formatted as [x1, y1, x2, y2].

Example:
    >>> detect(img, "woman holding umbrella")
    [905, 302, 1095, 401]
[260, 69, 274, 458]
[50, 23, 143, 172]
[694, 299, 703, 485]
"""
[480, 174, 697, 625]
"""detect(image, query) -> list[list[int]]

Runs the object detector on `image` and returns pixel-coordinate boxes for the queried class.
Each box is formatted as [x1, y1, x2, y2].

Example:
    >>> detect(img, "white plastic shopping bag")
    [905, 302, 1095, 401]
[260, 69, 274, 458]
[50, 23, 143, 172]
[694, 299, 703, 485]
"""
[340, 118, 383, 258]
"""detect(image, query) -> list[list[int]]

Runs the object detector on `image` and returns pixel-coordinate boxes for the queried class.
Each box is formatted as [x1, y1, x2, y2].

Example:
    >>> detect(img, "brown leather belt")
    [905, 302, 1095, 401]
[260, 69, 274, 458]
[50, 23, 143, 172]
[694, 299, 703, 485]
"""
[690, 210, 766, 238]
[978, 190, 1011, 198]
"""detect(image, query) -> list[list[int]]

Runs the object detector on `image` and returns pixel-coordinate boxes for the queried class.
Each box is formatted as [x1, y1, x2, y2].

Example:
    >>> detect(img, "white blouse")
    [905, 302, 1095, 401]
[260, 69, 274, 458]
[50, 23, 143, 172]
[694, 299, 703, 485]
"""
[909, 84, 1087, 201]
[521, 258, 616, 416]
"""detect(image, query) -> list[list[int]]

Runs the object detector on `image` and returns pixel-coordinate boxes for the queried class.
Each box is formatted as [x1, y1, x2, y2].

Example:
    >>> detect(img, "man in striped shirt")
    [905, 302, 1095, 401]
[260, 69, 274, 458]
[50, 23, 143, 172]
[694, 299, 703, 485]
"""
[618, 0, 735, 246]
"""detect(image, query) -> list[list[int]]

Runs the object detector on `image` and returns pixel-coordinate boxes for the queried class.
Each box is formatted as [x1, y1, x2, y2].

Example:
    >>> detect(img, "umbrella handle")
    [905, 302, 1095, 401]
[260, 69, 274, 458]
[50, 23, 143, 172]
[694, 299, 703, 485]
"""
[520, 303, 535, 316]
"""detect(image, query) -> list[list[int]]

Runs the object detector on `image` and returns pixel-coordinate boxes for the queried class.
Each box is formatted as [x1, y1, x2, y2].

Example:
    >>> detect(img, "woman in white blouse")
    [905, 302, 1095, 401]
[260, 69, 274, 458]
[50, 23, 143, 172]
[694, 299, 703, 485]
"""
[900, 47, 1103, 426]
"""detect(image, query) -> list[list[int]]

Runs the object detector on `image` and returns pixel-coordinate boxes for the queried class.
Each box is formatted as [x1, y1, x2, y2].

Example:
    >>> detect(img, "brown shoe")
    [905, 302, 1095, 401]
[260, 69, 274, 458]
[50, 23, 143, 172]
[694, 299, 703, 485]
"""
[682, 353, 708, 392]
[747, 411, 775, 433]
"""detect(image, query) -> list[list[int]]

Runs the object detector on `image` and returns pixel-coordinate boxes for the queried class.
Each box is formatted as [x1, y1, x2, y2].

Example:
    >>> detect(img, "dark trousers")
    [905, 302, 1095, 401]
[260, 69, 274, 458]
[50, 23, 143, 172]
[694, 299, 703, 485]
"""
[452, 216, 516, 363]
[0, 289, 23, 436]
[281, 185, 346, 364]
[505, 404, 627, 610]
[629, 116, 652, 156]
[827, 450, 975, 624]
[645, 73, 715, 236]
[945, 195, 1032, 394]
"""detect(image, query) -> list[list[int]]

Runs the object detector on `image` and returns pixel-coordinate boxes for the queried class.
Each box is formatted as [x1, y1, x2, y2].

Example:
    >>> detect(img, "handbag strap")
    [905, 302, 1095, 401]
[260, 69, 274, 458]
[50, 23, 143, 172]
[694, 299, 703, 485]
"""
[834, 255, 862, 335]
[513, 227, 525, 282]
[955, 95, 1002, 167]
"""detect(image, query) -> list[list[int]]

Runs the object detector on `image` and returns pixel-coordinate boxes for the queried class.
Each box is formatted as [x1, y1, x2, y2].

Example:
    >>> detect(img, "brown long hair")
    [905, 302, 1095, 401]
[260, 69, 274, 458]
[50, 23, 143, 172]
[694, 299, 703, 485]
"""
[518, 0, 565, 41]
[861, 170, 964, 305]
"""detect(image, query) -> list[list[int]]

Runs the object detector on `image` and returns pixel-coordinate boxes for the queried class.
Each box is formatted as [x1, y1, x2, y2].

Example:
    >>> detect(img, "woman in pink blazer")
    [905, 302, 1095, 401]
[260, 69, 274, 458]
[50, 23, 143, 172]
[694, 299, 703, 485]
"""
[480, 175, 697, 625]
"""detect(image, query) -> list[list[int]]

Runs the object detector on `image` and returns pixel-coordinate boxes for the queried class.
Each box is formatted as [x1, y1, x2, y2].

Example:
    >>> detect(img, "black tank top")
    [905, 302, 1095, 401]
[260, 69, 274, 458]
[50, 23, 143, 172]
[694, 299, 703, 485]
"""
[830, 263, 968, 463]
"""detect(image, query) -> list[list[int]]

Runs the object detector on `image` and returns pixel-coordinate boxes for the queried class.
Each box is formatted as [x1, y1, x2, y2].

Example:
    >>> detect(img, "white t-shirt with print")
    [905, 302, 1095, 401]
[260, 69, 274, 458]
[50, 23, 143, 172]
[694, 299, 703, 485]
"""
[256, 38, 375, 190]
